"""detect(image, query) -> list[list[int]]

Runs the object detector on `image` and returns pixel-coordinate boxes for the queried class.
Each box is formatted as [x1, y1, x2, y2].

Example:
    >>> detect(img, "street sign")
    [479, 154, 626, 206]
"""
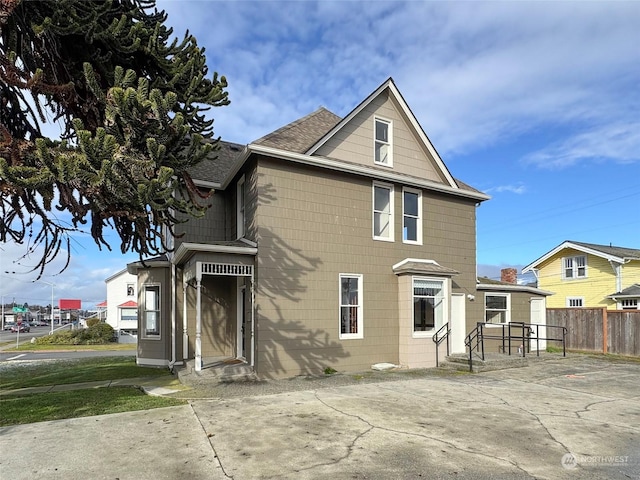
[12, 307, 28, 313]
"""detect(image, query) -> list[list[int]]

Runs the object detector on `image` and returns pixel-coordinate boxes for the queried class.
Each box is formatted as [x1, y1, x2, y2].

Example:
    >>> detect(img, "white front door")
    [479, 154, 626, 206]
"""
[530, 297, 546, 351]
[450, 293, 466, 354]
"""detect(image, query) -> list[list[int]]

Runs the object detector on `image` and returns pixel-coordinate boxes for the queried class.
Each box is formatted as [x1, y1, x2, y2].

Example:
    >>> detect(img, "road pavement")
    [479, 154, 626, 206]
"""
[1, 354, 639, 479]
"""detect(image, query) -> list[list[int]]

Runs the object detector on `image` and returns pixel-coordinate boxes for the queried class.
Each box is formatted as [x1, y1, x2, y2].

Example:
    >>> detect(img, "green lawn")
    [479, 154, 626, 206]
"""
[0, 356, 170, 390]
[0, 356, 186, 426]
[0, 387, 186, 426]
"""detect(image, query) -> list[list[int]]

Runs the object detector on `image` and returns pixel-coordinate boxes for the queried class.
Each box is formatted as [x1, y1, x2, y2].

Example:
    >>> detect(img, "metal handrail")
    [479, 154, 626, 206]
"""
[432, 322, 450, 367]
[464, 322, 567, 372]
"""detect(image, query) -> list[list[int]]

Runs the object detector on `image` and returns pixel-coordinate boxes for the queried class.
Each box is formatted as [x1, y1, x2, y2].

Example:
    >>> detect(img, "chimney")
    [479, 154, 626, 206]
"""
[501, 268, 518, 284]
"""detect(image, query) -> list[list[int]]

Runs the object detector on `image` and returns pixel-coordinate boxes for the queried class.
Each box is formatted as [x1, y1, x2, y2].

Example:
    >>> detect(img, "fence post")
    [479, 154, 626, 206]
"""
[602, 307, 608, 354]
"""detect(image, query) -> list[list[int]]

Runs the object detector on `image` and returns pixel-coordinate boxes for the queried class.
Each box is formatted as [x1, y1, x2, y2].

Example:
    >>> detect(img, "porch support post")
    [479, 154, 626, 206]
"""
[182, 279, 188, 361]
[195, 264, 203, 372]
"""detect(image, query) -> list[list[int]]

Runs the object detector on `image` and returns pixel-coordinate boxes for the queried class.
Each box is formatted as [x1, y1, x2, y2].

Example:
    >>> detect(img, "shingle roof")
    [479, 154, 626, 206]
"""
[569, 241, 640, 260]
[608, 283, 640, 298]
[252, 107, 342, 153]
[188, 141, 245, 185]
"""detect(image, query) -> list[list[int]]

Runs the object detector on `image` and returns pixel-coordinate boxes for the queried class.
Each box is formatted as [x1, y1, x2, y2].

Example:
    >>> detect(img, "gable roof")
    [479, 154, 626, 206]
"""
[189, 141, 245, 187]
[118, 300, 138, 308]
[306, 77, 458, 189]
[523, 240, 640, 273]
[253, 107, 341, 153]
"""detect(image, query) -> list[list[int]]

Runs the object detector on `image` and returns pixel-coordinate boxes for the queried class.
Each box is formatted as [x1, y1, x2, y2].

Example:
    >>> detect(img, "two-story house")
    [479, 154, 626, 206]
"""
[105, 268, 139, 342]
[522, 241, 640, 310]
[128, 78, 494, 377]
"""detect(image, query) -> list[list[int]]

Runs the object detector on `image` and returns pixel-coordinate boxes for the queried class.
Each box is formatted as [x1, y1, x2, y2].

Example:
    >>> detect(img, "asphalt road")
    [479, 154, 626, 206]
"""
[0, 349, 136, 362]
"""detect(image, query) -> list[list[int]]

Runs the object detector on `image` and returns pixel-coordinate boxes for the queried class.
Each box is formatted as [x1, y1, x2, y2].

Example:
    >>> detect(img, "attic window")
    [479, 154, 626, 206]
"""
[374, 118, 392, 167]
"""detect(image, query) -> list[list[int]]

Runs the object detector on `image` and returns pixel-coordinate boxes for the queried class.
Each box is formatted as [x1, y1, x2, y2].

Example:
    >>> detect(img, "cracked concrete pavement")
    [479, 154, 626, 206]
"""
[1, 355, 639, 479]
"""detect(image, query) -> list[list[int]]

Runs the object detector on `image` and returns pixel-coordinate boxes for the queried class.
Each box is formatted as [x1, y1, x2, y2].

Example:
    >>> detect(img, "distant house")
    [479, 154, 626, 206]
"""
[128, 77, 499, 376]
[523, 241, 640, 310]
[105, 268, 139, 342]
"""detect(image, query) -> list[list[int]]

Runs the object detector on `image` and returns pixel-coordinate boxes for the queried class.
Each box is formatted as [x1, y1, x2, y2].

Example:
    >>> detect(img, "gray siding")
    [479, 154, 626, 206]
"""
[314, 92, 447, 183]
[253, 156, 479, 377]
[137, 267, 171, 363]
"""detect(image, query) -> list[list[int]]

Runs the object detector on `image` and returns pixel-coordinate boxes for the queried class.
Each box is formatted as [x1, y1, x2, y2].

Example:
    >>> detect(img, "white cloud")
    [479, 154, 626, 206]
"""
[485, 184, 527, 195]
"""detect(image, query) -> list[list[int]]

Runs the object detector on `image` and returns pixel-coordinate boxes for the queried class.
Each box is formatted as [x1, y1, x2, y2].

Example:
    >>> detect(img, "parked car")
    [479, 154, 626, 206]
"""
[10, 323, 30, 333]
[3, 323, 13, 331]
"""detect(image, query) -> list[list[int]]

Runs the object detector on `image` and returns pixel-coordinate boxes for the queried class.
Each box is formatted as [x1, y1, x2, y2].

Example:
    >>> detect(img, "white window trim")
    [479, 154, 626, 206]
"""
[562, 255, 587, 280]
[236, 174, 246, 239]
[412, 276, 448, 338]
[374, 117, 393, 167]
[372, 181, 394, 242]
[339, 273, 363, 340]
[484, 293, 511, 327]
[620, 299, 639, 310]
[402, 187, 422, 245]
[566, 296, 585, 307]
[141, 283, 161, 340]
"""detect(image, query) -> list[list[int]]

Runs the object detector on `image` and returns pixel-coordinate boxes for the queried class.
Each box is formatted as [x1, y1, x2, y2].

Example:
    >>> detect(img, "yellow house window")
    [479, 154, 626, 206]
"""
[563, 255, 586, 279]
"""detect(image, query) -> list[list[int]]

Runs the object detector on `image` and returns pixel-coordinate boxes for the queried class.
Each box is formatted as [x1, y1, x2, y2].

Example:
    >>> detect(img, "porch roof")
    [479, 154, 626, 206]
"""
[392, 258, 459, 277]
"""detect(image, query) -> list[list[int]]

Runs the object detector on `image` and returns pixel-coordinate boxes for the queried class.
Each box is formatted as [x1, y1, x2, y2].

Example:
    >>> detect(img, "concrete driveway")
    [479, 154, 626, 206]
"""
[1, 355, 639, 479]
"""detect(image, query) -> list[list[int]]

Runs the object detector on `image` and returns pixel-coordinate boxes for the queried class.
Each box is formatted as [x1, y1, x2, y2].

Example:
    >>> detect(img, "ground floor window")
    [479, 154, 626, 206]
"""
[120, 308, 137, 321]
[621, 299, 638, 310]
[142, 285, 160, 338]
[413, 278, 444, 334]
[340, 274, 363, 339]
[566, 297, 584, 307]
[485, 294, 510, 324]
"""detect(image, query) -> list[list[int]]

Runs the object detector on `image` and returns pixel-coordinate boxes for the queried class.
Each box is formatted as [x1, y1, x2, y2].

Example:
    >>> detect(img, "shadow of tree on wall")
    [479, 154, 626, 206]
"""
[255, 181, 349, 378]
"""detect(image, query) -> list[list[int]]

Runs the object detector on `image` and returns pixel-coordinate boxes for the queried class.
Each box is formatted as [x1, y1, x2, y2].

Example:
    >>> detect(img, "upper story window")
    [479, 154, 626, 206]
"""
[403, 188, 422, 244]
[374, 118, 392, 167]
[126, 283, 135, 296]
[563, 255, 586, 279]
[339, 274, 363, 339]
[372, 182, 394, 241]
[485, 294, 510, 324]
[237, 175, 246, 239]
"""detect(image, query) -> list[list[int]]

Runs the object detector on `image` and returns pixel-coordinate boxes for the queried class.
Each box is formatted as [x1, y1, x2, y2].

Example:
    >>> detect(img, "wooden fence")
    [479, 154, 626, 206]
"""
[546, 308, 640, 356]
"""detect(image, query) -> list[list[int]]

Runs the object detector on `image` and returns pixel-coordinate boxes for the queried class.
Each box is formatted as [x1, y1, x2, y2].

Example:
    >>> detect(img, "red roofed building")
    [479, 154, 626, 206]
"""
[105, 269, 138, 342]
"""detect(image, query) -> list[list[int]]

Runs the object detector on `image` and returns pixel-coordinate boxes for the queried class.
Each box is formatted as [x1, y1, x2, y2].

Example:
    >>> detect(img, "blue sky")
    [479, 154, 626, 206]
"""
[2, 0, 639, 310]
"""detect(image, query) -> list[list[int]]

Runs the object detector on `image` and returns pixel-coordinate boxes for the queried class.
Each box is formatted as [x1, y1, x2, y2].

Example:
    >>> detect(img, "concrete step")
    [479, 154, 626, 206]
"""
[439, 352, 529, 373]
[176, 360, 258, 385]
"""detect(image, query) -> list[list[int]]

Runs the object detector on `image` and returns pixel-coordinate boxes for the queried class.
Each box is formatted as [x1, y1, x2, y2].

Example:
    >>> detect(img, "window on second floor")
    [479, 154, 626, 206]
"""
[373, 182, 394, 241]
[126, 283, 135, 297]
[374, 118, 392, 167]
[563, 255, 587, 279]
[237, 175, 246, 239]
[403, 188, 422, 244]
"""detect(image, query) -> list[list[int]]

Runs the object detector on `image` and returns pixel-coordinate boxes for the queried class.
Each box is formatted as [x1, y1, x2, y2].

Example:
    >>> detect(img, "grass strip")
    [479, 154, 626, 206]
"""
[0, 387, 186, 426]
[0, 356, 170, 390]
[10, 343, 137, 351]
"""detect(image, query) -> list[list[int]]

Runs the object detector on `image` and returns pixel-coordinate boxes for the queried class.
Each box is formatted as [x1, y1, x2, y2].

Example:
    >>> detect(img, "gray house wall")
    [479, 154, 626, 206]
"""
[252, 155, 480, 377]
[137, 266, 171, 365]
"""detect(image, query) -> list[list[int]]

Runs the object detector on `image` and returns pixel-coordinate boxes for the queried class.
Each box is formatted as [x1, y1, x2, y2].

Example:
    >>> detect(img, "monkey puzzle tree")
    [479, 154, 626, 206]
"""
[0, 0, 229, 277]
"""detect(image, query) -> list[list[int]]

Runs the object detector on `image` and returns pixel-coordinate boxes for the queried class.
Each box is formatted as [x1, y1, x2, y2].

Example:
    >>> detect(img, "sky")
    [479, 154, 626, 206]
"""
[2, 0, 639, 311]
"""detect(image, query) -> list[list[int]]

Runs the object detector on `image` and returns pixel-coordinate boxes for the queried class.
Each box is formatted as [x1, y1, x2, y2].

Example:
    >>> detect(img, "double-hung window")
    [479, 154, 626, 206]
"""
[339, 274, 363, 339]
[374, 118, 392, 167]
[142, 285, 160, 338]
[403, 188, 422, 244]
[485, 294, 510, 324]
[237, 175, 246, 238]
[413, 278, 445, 334]
[373, 182, 394, 241]
[563, 255, 586, 279]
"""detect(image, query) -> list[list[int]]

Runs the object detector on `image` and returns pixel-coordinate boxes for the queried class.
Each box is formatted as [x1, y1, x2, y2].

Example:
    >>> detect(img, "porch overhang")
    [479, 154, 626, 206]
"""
[392, 258, 459, 277]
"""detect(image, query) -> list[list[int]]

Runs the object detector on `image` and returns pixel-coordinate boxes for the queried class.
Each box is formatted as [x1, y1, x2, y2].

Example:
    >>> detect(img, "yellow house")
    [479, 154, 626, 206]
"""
[523, 241, 640, 310]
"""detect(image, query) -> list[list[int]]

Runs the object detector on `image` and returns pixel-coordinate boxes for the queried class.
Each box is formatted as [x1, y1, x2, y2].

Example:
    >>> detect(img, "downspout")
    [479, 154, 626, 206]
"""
[251, 271, 255, 368]
[608, 260, 622, 294]
[183, 280, 188, 362]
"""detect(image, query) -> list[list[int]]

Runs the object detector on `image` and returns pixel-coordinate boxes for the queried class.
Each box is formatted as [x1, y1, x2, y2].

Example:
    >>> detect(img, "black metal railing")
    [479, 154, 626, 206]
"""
[432, 322, 450, 367]
[464, 322, 567, 372]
